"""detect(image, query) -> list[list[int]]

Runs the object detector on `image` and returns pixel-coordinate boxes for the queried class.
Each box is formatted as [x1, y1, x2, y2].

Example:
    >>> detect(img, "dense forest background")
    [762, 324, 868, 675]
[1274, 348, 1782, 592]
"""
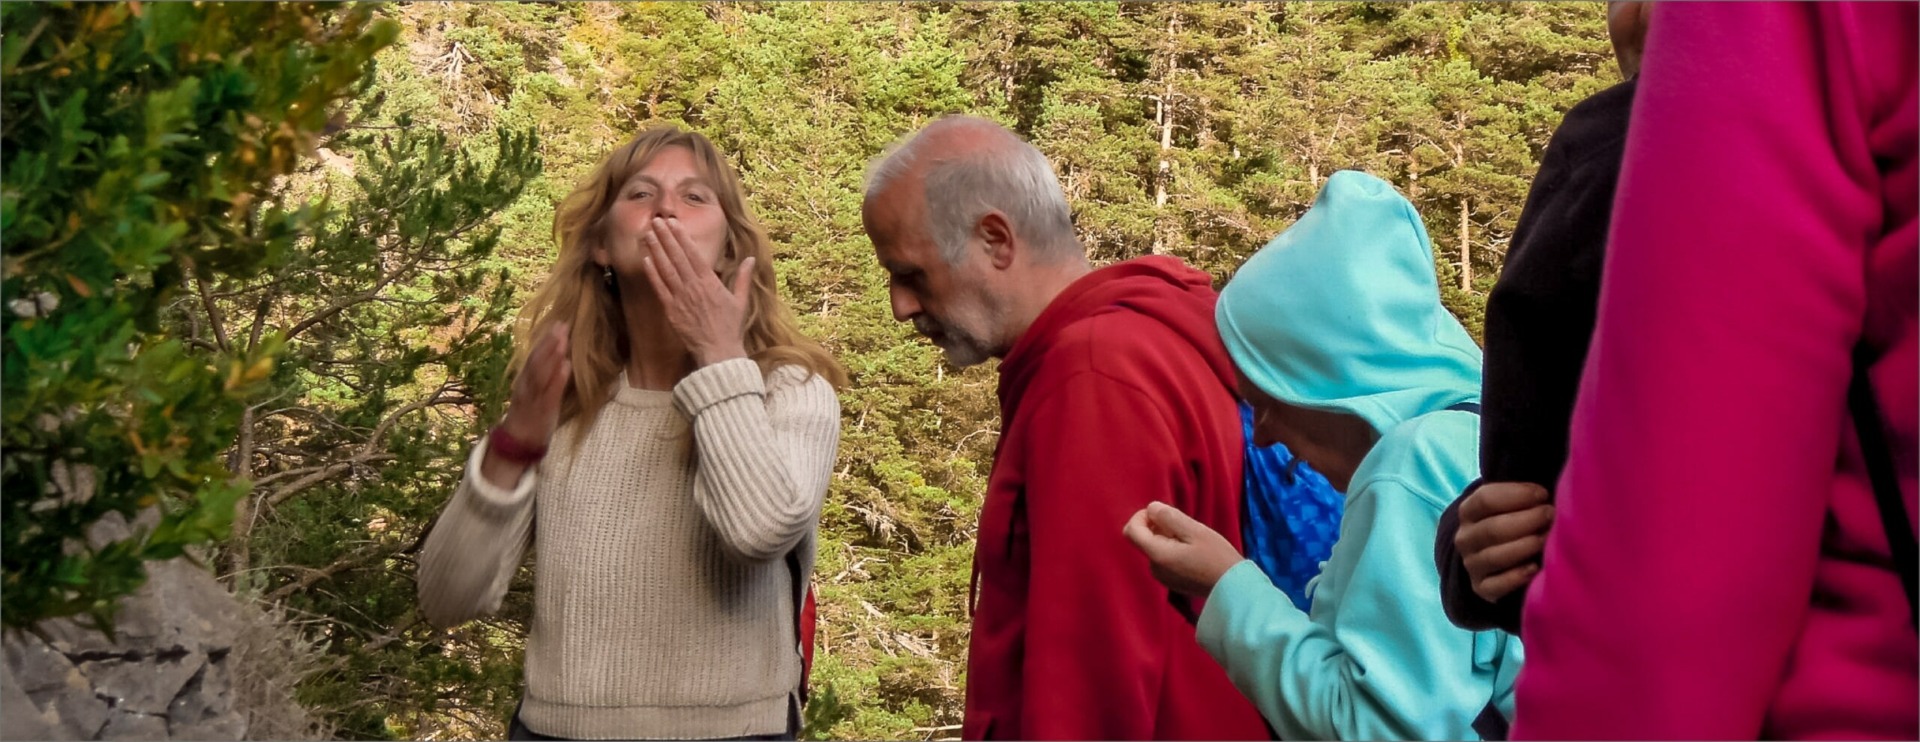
[3, 2, 1617, 739]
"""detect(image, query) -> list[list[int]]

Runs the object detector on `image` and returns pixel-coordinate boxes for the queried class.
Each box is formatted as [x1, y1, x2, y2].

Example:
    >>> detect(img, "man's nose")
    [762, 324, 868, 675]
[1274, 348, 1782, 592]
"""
[889, 284, 921, 323]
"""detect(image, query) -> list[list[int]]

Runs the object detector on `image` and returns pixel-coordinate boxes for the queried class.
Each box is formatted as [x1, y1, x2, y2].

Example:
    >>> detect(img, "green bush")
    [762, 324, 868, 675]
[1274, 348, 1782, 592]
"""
[0, 1, 397, 632]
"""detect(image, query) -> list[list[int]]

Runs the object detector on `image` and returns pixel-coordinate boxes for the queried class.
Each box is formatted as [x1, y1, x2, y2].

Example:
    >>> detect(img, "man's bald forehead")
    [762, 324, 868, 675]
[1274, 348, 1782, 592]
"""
[913, 115, 1025, 152]
[873, 115, 1027, 193]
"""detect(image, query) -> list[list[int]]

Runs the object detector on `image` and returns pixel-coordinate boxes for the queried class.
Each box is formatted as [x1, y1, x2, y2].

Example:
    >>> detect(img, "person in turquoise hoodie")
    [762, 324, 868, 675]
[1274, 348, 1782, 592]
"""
[1124, 170, 1524, 740]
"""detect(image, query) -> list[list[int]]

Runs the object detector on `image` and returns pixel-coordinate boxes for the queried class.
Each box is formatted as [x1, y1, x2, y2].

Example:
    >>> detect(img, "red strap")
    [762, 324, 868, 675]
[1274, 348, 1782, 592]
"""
[799, 585, 817, 690]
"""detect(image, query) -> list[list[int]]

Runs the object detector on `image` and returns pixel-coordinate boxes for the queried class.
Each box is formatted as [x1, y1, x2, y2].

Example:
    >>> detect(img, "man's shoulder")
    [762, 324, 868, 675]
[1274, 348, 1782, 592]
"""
[1013, 313, 1233, 432]
[1041, 310, 1211, 370]
[1021, 319, 1220, 413]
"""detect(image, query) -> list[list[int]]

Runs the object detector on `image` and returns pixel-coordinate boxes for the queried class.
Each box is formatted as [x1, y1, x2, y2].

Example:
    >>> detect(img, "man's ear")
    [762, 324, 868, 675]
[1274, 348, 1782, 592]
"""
[976, 210, 1017, 270]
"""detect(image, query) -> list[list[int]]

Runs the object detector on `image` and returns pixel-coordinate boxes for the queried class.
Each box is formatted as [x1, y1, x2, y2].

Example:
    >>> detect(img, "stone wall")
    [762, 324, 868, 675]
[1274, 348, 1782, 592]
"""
[2, 515, 323, 741]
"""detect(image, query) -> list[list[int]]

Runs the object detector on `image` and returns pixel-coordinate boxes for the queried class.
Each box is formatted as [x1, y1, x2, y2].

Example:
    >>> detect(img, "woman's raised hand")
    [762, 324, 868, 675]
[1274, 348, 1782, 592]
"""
[501, 321, 573, 446]
[640, 216, 752, 367]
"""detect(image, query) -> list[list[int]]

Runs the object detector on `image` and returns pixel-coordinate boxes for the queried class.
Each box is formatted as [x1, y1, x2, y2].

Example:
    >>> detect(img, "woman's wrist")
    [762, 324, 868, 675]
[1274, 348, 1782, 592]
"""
[692, 344, 750, 367]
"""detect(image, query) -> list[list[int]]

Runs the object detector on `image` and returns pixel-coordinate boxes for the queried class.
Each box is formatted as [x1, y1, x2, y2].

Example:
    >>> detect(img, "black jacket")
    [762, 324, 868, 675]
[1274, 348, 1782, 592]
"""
[1435, 77, 1638, 635]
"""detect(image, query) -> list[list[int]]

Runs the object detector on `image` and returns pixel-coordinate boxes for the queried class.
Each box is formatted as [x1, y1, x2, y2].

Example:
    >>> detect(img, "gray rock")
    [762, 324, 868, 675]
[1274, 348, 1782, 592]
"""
[3, 633, 108, 740]
[163, 656, 243, 741]
[2, 531, 328, 741]
[96, 709, 167, 741]
[42, 558, 244, 660]
[1, 654, 60, 740]
[150, 561, 246, 655]
[5, 632, 90, 697]
[81, 652, 203, 716]
[166, 714, 245, 742]
[35, 619, 125, 659]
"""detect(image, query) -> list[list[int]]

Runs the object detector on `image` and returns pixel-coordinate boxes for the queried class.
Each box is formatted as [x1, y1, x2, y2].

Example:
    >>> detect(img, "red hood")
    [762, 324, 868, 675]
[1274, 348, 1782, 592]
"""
[999, 256, 1237, 413]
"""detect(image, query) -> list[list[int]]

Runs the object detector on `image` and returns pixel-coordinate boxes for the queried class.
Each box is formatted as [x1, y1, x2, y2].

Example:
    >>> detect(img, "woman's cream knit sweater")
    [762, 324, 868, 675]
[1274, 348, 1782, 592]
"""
[418, 359, 841, 739]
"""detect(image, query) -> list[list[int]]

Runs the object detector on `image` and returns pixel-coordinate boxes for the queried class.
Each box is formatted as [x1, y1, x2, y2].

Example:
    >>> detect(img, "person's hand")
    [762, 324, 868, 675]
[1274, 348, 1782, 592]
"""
[499, 321, 572, 445]
[1123, 501, 1246, 598]
[640, 216, 752, 366]
[1456, 481, 1555, 602]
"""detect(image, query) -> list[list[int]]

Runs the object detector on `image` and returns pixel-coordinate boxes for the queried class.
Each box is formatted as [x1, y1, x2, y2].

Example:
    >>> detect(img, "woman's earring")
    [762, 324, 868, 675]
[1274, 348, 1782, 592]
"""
[602, 265, 614, 287]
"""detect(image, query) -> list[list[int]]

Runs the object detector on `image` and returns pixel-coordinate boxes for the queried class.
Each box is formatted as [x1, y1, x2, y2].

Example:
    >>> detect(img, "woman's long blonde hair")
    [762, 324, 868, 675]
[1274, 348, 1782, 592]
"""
[511, 125, 846, 439]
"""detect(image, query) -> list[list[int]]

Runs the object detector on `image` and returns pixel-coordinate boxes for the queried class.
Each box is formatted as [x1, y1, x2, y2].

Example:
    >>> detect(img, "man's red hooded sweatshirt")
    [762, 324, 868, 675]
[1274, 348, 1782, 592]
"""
[961, 256, 1271, 741]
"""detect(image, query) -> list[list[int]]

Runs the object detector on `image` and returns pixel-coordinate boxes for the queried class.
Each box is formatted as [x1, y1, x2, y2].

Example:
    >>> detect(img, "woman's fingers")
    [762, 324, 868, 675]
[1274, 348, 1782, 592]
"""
[543, 358, 572, 407]
[1460, 481, 1550, 523]
[523, 323, 561, 392]
[629, 218, 753, 365]
[1463, 532, 1548, 578]
[1472, 563, 1541, 603]
[503, 322, 571, 442]
[654, 217, 703, 287]
[542, 326, 571, 396]
[641, 250, 675, 305]
[642, 232, 683, 299]
[731, 256, 756, 304]
[1457, 503, 1555, 554]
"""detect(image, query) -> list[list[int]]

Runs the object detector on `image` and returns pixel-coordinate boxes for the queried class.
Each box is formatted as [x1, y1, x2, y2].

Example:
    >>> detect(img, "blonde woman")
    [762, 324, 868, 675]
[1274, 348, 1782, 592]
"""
[418, 125, 845, 741]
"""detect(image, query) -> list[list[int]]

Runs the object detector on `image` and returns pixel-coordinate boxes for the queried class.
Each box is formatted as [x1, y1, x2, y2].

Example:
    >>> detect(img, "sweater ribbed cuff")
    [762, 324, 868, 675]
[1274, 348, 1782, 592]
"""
[673, 357, 765, 418]
[464, 437, 538, 518]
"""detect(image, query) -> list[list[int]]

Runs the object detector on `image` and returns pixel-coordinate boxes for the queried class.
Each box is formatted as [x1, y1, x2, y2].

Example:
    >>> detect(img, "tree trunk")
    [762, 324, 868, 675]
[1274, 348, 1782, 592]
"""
[1459, 197, 1472, 291]
[1152, 13, 1178, 256]
[1156, 90, 1173, 211]
[1405, 149, 1419, 201]
[225, 406, 256, 578]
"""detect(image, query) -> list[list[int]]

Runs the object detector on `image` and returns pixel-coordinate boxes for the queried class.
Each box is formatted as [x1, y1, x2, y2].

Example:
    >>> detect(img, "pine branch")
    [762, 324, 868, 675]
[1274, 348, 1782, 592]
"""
[260, 453, 399, 508]
[255, 383, 465, 508]
[195, 273, 233, 351]
[265, 540, 400, 602]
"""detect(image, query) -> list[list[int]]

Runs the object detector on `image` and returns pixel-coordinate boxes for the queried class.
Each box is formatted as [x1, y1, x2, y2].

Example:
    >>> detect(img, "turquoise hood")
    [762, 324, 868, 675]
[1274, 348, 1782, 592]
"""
[1216, 170, 1482, 436]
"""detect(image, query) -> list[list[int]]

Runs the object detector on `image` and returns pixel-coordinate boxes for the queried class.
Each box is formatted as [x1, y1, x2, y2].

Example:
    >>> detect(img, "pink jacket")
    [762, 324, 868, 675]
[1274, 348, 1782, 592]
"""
[1512, 2, 1917, 739]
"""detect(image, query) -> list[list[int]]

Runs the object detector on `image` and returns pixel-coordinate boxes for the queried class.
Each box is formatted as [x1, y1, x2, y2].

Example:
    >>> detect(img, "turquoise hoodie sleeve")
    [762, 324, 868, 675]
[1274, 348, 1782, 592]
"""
[1197, 476, 1511, 741]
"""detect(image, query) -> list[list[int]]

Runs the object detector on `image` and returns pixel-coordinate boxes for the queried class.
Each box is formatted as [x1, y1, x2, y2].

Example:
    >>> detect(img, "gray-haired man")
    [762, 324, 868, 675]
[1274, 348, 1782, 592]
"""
[861, 116, 1270, 741]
